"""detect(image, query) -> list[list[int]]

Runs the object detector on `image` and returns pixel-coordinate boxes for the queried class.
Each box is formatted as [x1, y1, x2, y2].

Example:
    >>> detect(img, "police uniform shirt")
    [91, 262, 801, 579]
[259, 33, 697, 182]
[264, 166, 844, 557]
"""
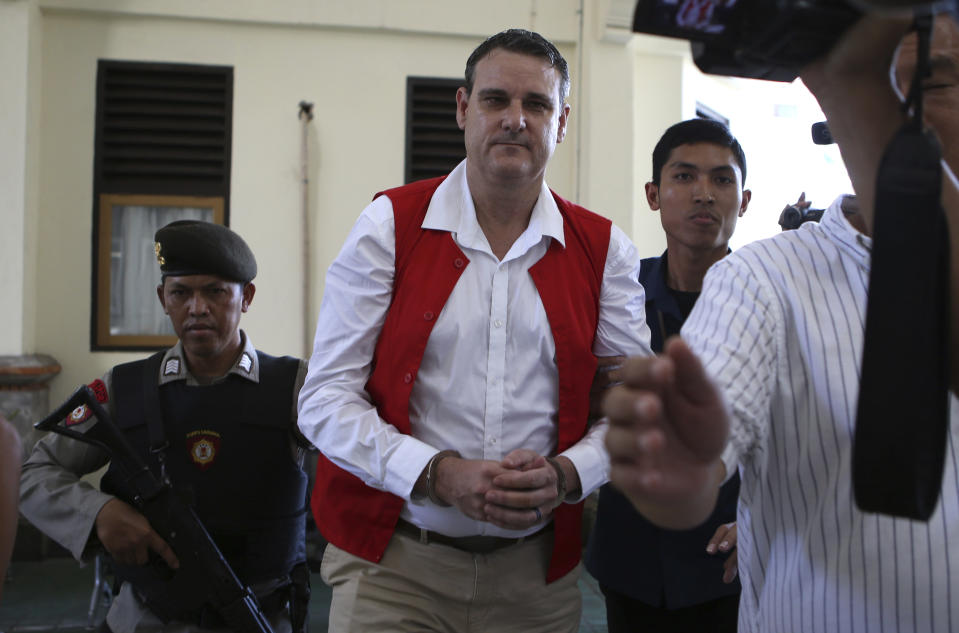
[18, 332, 307, 632]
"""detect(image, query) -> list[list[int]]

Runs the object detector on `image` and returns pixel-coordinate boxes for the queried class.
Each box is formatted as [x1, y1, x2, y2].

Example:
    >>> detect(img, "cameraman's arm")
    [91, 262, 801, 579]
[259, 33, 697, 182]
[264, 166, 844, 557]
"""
[801, 15, 959, 395]
[799, 16, 912, 236]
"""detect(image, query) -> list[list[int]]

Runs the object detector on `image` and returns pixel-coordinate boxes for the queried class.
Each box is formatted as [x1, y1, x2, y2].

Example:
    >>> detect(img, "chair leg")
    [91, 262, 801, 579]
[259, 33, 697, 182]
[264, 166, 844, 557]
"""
[86, 553, 113, 630]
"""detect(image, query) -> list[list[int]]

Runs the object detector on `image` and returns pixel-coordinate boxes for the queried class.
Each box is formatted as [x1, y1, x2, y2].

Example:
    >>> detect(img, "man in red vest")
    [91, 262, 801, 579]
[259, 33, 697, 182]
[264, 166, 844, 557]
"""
[297, 28, 651, 633]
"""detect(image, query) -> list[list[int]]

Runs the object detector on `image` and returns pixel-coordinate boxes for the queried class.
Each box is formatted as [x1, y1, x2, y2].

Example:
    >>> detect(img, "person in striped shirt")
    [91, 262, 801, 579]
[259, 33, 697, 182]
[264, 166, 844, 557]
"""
[603, 14, 959, 633]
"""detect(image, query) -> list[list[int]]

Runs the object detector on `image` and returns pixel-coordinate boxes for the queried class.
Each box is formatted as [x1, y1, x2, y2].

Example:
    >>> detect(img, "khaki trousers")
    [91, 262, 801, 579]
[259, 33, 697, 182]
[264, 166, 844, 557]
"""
[321, 528, 582, 633]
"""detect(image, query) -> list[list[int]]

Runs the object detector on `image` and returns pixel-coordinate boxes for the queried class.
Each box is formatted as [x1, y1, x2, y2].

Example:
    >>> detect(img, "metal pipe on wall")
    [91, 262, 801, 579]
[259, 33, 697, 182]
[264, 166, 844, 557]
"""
[298, 101, 315, 359]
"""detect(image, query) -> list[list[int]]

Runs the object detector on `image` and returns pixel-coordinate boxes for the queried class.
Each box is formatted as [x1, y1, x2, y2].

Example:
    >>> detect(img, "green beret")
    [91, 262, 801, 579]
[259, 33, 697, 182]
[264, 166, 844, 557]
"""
[154, 220, 257, 283]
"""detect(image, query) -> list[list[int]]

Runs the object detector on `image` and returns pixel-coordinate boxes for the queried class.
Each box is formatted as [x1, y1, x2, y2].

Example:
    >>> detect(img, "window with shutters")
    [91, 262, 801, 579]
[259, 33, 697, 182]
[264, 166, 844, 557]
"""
[405, 77, 466, 184]
[91, 60, 233, 350]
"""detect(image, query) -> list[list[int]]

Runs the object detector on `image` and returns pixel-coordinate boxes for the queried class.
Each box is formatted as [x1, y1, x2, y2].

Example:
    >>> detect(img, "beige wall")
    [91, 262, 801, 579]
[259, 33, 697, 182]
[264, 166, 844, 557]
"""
[16, 0, 649, 405]
[0, 0, 42, 355]
[12, 0, 828, 408]
[628, 36, 688, 257]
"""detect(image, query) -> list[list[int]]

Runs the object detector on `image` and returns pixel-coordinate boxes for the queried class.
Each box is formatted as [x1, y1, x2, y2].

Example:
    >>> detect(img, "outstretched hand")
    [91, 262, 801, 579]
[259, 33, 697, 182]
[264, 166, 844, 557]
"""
[604, 337, 729, 529]
[785, 192, 810, 214]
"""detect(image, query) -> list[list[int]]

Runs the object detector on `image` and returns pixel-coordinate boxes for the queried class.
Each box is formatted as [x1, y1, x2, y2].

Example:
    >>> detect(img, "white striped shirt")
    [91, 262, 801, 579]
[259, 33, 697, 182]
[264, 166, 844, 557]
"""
[683, 195, 959, 633]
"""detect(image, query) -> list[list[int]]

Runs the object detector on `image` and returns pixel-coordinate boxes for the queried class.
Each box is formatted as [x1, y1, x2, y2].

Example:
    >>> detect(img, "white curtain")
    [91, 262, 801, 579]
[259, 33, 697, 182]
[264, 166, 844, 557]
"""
[110, 205, 212, 335]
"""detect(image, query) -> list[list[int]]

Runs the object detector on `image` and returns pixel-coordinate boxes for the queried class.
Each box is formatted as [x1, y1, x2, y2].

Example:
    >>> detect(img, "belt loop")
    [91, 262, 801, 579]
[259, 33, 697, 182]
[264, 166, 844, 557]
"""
[418, 527, 429, 545]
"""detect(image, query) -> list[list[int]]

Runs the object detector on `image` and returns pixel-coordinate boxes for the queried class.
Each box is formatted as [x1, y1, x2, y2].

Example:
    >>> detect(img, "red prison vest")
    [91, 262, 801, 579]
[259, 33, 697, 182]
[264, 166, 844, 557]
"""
[311, 175, 611, 582]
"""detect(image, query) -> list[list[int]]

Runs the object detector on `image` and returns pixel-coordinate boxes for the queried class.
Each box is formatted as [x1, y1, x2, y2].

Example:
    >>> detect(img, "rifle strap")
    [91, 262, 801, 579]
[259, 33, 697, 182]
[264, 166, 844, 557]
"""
[142, 351, 170, 479]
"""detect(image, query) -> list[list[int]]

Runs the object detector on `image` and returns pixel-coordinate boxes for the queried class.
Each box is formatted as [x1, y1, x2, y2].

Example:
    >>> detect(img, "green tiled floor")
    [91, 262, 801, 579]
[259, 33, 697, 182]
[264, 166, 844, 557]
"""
[1, 558, 608, 632]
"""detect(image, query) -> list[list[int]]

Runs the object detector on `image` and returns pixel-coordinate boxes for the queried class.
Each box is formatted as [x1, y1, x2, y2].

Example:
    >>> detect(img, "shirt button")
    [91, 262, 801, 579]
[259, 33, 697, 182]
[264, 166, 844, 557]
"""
[453, 258, 465, 269]
[403, 373, 413, 384]
[494, 319, 502, 328]
[423, 311, 434, 321]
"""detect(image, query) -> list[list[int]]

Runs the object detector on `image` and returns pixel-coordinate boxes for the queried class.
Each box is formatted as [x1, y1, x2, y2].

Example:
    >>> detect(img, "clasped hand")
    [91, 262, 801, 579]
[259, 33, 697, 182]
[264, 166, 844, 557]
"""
[433, 449, 564, 530]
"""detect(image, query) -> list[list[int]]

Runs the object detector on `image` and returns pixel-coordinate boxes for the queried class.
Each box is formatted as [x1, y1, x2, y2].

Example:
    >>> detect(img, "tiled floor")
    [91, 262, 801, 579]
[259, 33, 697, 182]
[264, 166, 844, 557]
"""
[0, 558, 608, 632]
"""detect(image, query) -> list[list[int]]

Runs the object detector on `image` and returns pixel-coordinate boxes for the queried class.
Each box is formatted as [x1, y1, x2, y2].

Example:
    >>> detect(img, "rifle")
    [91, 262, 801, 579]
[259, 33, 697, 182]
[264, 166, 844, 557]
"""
[36, 385, 276, 633]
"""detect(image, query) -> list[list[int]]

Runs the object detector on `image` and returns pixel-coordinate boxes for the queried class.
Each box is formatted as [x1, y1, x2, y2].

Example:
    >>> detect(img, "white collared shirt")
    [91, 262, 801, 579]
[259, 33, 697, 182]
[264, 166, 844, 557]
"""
[684, 195, 959, 633]
[298, 160, 651, 537]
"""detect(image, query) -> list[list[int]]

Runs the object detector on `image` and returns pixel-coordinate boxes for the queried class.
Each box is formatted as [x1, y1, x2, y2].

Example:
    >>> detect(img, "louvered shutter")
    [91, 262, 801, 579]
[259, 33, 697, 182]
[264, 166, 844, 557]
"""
[405, 77, 466, 183]
[90, 60, 233, 351]
[94, 60, 233, 200]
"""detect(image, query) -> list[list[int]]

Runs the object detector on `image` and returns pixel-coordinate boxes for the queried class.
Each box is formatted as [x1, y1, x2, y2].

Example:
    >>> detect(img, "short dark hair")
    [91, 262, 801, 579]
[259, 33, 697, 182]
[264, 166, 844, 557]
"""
[464, 29, 570, 104]
[652, 119, 747, 187]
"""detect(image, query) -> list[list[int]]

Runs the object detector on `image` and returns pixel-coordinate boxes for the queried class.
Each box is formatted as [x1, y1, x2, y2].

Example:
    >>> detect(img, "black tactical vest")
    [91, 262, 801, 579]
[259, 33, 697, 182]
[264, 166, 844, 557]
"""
[100, 350, 307, 619]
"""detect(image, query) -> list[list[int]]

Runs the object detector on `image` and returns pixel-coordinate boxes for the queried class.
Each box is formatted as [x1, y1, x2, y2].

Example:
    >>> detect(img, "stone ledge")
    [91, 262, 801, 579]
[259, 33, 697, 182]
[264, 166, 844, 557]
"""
[0, 355, 61, 386]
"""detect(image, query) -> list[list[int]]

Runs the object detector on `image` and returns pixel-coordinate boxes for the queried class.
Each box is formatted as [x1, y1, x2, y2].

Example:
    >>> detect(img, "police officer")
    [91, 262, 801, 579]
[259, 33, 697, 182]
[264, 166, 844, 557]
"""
[20, 220, 311, 633]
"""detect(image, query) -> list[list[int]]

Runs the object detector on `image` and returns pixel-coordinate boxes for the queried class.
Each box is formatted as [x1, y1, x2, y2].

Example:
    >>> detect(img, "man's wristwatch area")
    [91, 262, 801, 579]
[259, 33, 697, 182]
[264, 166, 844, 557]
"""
[546, 456, 569, 506]
[425, 449, 460, 507]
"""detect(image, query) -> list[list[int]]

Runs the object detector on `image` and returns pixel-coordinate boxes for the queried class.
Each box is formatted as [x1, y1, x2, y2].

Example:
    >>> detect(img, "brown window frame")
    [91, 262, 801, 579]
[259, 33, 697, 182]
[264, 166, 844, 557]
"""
[91, 59, 233, 351]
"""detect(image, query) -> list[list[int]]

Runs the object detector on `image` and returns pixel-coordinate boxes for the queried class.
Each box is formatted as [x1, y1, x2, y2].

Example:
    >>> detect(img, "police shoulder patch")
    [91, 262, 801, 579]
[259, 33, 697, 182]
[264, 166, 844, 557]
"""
[66, 405, 92, 426]
[88, 379, 108, 403]
[164, 358, 181, 376]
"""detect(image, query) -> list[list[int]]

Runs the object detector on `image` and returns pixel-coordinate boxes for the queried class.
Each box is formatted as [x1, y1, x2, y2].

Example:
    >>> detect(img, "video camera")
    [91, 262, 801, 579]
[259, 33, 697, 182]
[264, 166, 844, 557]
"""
[630, 0, 956, 81]
[778, 204, 825, 230]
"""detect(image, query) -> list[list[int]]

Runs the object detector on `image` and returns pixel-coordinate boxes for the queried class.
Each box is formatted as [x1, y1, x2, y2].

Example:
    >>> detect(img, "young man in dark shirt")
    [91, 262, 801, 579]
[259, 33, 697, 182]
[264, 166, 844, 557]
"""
[587, 118, 750, 632]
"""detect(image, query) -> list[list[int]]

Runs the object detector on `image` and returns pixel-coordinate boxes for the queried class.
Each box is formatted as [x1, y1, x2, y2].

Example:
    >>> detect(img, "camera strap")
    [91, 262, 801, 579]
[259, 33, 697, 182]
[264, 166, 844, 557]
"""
[853, 12, 951, 520]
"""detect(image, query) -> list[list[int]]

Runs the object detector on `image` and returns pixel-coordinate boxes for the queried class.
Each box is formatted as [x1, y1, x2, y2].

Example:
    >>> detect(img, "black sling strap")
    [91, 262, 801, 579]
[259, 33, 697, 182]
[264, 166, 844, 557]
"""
[853, 12, 951, 520]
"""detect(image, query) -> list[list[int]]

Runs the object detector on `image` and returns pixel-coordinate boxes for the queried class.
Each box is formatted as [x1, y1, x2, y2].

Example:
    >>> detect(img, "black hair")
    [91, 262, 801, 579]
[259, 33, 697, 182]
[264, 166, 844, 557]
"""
[652, 118, 747, 187]
[464, 29, 570, 104]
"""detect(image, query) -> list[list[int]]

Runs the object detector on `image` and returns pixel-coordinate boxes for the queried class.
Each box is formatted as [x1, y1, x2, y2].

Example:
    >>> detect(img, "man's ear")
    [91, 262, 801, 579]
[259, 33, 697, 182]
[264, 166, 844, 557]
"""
[556, 102, 571, 143]
[645, 182, 661, 211]
[241, 282, 256, 313]
[455, 87, 469, 131]
[156, 284, 168, 314]
[740, 189, 752, 216]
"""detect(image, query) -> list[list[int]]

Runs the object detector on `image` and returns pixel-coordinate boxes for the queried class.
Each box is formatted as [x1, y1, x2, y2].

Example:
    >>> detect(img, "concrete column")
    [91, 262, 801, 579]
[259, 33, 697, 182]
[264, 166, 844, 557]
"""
[0, 0, 40, 356]
[0, 355, 61, 458]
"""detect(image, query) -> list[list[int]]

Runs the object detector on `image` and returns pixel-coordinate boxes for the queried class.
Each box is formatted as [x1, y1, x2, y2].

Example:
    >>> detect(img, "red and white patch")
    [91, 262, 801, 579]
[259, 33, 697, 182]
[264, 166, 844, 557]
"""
[186, 430, 221, 470]
[66, 405, 92, 426]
